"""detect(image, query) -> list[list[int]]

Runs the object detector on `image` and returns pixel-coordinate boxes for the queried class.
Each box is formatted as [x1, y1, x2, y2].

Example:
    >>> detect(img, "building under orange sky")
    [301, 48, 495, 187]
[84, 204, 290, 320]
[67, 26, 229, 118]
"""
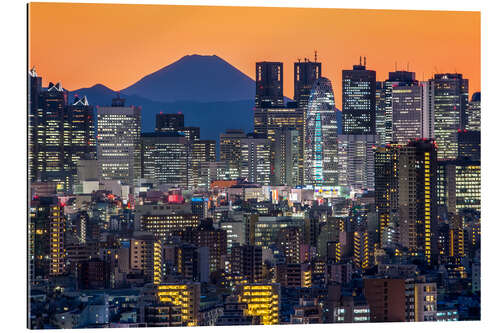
[28, 3, 480, 108]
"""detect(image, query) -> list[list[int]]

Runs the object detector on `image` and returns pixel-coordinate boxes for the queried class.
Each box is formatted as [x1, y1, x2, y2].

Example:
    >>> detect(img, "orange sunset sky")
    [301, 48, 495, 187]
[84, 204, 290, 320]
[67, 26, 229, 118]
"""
[29, 2, 480, 107]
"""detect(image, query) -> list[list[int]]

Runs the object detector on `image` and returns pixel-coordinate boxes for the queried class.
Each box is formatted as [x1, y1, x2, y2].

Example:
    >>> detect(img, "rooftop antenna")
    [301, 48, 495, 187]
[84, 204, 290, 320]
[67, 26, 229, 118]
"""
[364, 56, 366, 67]
[298, 58, 301, 63]
[359, 56, 362, 66]
[314, 50, 318, 63]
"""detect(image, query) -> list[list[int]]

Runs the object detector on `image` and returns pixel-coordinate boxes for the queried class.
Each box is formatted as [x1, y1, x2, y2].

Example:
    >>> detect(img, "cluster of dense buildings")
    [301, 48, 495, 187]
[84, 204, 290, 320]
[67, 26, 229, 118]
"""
[27, 55, 480, 329]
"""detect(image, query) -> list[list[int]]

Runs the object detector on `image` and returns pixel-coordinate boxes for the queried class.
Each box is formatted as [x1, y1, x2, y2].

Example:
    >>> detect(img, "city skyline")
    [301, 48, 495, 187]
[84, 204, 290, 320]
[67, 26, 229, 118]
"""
[27, 3, 481, 329]
[29, 3, 480, 109]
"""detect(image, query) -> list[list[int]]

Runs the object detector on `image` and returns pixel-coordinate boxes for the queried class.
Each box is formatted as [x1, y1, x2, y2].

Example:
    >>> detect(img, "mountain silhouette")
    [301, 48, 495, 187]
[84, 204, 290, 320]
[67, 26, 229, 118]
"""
[120, 54, 255, 103]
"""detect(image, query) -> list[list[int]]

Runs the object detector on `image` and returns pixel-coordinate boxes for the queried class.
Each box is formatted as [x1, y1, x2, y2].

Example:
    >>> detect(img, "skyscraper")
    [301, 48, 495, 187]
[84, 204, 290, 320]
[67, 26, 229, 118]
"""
[240, 134, 271, 185]
[255, 62, 284, 108]
[304, 77, 338, 186]
[189, 140, 216, 189]
[28, 68, 42, 184]
[97, 96, 141, 188]
[294, 58, 322, 109]
[431, 73, 469, 160]
[466, 92, 480, 131]
[374, 145, 400, 247]
[68, 96, 96, 190]
[398, 139, 438, 265]
[337, 134, 378, 191]
[342, 58, 376, 135]
[36, 82, 70, 191]
[220, 129, 246, 176]
[272, 127, 300, 186]
[391, 84, 424, 143]
[253, 105, 304, 185]
[382, 70, 419, 143]
[141, 132, 189, 188]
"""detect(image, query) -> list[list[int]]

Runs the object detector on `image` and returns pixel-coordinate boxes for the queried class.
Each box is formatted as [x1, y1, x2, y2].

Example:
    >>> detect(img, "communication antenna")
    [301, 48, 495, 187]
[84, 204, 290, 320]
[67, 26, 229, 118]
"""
[314, 50, 318, 63]
[364, 56, 366, 67]
[359, 56, 362, 66]
[298, 58, 301, 63]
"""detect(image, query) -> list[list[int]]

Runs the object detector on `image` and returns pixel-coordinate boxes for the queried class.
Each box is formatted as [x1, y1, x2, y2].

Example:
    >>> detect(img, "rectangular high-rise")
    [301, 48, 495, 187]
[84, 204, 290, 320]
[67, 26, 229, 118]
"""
[36, 82, 71, 192]
[97, 96, 141, 188]
[337, 134, 378, 191]
[431, 73, 469, 160]
[398, 139, 438, 265]
[240, 134, 271, 185]
[253, 106, 304, 185]
[141, 132, 189, 188]
[189, 140, 216, 189]
[294, 59, 321, 109]
[255, 62, 284, 108]
[342, 60, 376, 135]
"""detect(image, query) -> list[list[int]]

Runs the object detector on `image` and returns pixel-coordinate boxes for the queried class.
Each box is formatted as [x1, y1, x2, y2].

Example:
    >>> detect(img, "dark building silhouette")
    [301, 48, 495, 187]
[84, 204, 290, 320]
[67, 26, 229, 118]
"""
[294, 58, 322, 109]
[342, 58, 377, 135]
[230, 244, 263, 283]
[255, 62, 284, 108]
[458, 130, 480, 162]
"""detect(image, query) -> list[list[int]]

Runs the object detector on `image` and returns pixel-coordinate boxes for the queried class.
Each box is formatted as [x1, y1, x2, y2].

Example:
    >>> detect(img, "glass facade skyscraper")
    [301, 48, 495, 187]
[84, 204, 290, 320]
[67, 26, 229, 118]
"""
[304, 77, 338, 186]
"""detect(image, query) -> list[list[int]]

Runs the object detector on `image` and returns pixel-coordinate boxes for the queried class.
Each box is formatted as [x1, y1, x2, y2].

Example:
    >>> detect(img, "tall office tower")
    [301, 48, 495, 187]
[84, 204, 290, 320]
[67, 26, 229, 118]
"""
[28, 68, 42, 183]
[304, 77, 338, 186]
[294, 58, 322, 109]
[466, 92, 481, 131]
[277, 226, 303, 264]
[254, 105, 304, 185]
[240, 134, 271, 185]
[437, 159, 481, 214]
[431, 73, 469, 160]
[130, 233, 163, 284]
[141, 283, 201, 326]
[29, 196, 62, 280]
[97, 96, 141, 188]
[255, 62, 284, 108]
[220, 129, 246, 175]
[374, 145, 400, 247]
[398, 139, 438, 265]
[141, 132, 189, 187]
[37, 82, 71, 191]
[392, 84, 424, 143]
[236, 284, 280, 325]
[382, 70, 419, 143]
[458, 130, 480, 161]
[189, 140, 216, 189]
[272, 127, 300, 186]
[180, 219, 227, 272]
[364, 278, 406, 322]
[68, 96, 96, 191]
[230, 244, 263, 283]
[375, 81, 386, 145]
[420, 81, 435, 139]
[155, 113, 184, 132]
[342, 58, 376, 135]
[337, 134, 378, 191]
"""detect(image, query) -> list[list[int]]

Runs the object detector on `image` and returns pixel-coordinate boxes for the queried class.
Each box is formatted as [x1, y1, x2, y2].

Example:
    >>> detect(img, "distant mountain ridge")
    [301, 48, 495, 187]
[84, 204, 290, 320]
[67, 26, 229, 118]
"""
[120, 54, 255, 103]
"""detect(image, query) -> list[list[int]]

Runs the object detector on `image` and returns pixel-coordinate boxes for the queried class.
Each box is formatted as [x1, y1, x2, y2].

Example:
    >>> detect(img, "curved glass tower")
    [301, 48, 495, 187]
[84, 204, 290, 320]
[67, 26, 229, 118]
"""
[304, 77, 338, 186]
